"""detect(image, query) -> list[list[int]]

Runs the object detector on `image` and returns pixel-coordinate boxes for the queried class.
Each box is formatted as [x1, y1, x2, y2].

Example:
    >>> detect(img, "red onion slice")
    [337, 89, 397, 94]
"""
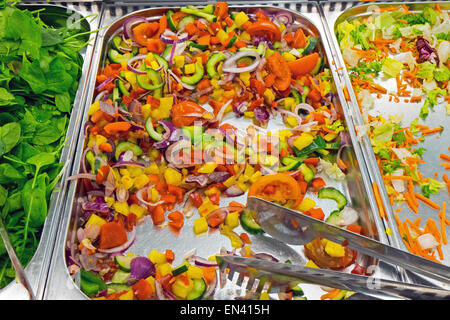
[127, 54, 147, 74]
[222, 50, 261, 73]
[95, 76, 113, 92]
[123, 16, 148, 42]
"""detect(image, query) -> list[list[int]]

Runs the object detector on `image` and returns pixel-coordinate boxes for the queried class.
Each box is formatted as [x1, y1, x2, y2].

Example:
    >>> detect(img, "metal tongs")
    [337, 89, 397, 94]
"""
[0, 218, 36, 300]
[216, 197, 450, 300]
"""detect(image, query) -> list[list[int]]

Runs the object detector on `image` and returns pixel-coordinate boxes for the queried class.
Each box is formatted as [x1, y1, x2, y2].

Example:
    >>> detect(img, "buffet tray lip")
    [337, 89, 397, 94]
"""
[321, 0, 450, 287]
[0, 2, 99, 300]
[46, 1, 395, 300]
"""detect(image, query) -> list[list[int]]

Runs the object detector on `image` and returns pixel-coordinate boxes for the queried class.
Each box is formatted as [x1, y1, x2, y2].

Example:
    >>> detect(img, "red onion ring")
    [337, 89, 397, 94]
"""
[123, 16, 148, 42]
[127, 54, 147, 74]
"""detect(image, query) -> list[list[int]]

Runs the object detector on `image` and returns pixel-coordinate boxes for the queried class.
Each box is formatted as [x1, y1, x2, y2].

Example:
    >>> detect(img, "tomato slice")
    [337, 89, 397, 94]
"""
[247, 173, 301, 202]
[171, 100, 206, 127]
[246, 20, 281, 42]
[304, 237, 356, 270]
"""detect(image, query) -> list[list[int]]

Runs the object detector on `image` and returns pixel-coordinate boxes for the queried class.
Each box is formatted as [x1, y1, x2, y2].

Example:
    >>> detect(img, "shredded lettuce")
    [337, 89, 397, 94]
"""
[433, 65, 450, 82]
[372, 122, 394, 152]
[423, 7, 439, 25]
[382, 58, 404, 78]
[420, 179, 445, 198]
[337, 21, 355, 50]
[319, 159, 346, 181]
[417, 62, 436, 80]
[349, 24, 373, 50]
[427, 88, 446, 105]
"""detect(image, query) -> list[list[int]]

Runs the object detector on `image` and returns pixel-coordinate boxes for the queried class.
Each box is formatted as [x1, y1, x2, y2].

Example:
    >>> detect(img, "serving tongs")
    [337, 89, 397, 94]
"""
[0, 218, 36, 300]
[216, 197, 450, 300]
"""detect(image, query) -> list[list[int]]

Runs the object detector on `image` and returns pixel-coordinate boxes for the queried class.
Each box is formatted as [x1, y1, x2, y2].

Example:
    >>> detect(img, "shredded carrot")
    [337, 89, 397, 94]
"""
[404, 192, 418, 214]
[421, 127, 443, 136]
[372, 182, 386, 219]
[414, 193, 441, 210]
[436, 3, 442, 13]
[320, 289, 341, 300]
[440, 202, 447, 245]
[440, 154, 450, 162]
[443, 174, 450, 195]
[383, 175, 412, 181]
[405, 157, 426, 164]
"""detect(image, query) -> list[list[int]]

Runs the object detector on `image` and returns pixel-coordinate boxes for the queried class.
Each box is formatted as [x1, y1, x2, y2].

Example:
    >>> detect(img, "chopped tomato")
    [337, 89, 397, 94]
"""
[246, 20, 281, 42]
[171, 100, 206, 127]
[248, 173, 302, 202]
[304, 237, 356, 270]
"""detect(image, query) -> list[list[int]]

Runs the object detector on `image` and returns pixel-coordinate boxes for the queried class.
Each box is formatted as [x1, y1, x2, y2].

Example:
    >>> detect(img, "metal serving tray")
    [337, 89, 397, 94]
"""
[321, 1, 450, 288]
[0, 3, 100, 300]
[44, 1, 399, 300]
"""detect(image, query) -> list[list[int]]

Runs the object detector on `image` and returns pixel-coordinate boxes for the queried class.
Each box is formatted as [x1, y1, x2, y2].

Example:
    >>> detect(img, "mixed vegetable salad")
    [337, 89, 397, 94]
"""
[0, 4, 90, 288]
[69, 2, 365, 300]
[337, 4, 449, 262]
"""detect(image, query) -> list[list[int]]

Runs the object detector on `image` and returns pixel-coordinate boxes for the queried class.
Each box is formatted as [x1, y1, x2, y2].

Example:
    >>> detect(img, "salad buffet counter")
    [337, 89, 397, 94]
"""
[0, 0, 449, 300]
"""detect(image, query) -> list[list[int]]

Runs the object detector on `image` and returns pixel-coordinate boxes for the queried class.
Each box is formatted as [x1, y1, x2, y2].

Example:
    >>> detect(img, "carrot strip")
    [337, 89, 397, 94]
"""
[421, 127, 443, 136]
[443, 174, 450, 195]
[404, 193, 418, 214]
[440, 202, 447, 245]
[414, 193, 441, 210]
[440, 154, 450, 162]
[372, 182, 386, 219]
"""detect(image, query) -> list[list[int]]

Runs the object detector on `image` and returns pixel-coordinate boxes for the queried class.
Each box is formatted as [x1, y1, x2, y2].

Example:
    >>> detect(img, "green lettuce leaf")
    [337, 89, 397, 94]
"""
[382, 58, 404, 78]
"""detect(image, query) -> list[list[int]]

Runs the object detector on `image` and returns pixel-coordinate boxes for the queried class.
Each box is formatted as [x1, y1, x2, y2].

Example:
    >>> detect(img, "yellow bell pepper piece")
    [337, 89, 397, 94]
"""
[187, 266, 204, 279]
[134, 174, 150, 190]
[297, 197, 316, 212]
[293, 133, 314, 151]
[234, 12, 250, 27]
[129, 204, 146, 220]
[113, 201, 130, 216]
[324, 240, 346, 258]
[118, 290, 134, 300]
[158, 263, 173, 276]
[193, 217, 209, 235]
[198, 162, 217, 174]
[171, 277, 194, 299]
[85, 213, 106, 228]
[225, 211, 239, 229]
[164, 167, 182, 186]
[149, 250, 166, 264]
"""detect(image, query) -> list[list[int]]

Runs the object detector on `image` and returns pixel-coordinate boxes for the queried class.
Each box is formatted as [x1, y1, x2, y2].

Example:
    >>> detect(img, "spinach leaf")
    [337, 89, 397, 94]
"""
[0, 185, 6, 206]
[0, 163, 25, 183]
[0, 122, 21, 155]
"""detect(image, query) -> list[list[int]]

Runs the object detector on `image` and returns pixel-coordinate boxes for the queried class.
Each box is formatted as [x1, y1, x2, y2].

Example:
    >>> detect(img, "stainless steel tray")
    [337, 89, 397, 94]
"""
[321, 1, 450, 288]
[44, 1, 399, 300]
[0, 3, 100, 300]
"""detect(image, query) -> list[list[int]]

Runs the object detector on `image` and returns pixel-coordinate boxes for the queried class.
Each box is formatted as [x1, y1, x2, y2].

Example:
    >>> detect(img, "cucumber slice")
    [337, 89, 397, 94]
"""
[152, 53, 169, 71]
[325, 210, 343, 226]
[291, 88, 301, 105]
[291, 285, 304, 297]
[172, 262, 189, 276]
[107, 283, 131, 295]
[114, 255, 134, 272]
[180, 7, 217, 23]
[162, 44, 173, 61]
[310, 57, 323, 75]
[318, 187, 347, 210]
[299, 163, 315, 183]
[206, 52, 227, 79]
[180, 125, 205, 143]
[226, 35, 238, 49]
[240, 210, 264, 235]
[177, 15, 195, 31]
[115, 141, 143, 161]
[111, 270, 131, 284]
[108, 49, 133, 64]
[136, 68, 164, 91]
[202, 4, 214, 14]
[181, 59, 204, 85]
[117, 79, 130, 96]
[167, 10, 177, 31]
[187, 278, 207, 300]
[145, 117, 163, 141]
[303, 37, 319, 56]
